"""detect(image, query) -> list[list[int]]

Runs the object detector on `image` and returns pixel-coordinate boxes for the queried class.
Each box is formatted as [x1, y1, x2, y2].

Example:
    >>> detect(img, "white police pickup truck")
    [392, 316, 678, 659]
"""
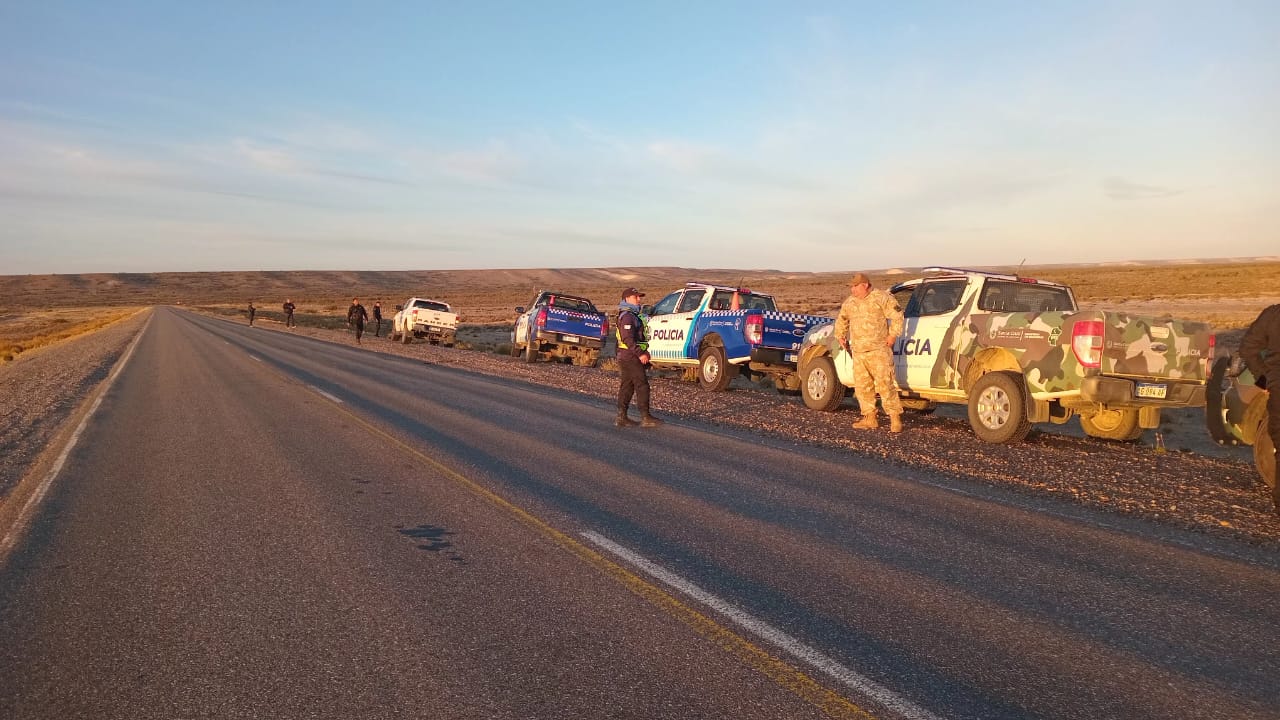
[390, 297, 458, 346]
[645, 282, 830, 391]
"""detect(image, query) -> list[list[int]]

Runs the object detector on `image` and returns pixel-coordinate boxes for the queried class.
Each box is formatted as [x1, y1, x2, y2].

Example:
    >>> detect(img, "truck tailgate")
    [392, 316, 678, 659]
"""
[1098, 312, 1213, 382]
[544, 308, 604, 338]
[759, 312, 829, 352]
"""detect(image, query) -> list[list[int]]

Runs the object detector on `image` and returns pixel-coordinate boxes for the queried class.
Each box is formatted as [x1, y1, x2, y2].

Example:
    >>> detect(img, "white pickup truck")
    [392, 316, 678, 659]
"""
[390, 297, 458, 346]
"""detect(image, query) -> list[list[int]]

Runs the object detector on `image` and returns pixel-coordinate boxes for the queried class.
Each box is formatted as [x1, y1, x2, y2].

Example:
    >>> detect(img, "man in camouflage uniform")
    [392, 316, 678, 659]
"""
[1241, 303, 1280, 512]
[834, 272, 905, 433]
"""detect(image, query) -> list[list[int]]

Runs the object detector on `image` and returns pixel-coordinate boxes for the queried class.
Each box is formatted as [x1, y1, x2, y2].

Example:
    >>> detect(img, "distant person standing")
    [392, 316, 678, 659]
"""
[614, 287, 661, 428]
[348, 298, 369, 344]
[372, 301, 383, 337]
[1241, 303, 1280, 512]
[247, 301, 256, 326]
[283, 299, 296, 328]
[834, 272, 905, 433]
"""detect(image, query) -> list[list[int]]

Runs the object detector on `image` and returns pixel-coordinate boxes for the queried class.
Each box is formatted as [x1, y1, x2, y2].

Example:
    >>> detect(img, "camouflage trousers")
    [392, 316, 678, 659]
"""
[851, 347, 902, 416]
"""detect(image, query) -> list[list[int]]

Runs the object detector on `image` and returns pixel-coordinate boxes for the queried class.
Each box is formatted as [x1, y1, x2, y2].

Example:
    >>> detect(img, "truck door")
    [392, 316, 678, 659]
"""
[647, 290, 703, 362]
[896, 278, 969, 391]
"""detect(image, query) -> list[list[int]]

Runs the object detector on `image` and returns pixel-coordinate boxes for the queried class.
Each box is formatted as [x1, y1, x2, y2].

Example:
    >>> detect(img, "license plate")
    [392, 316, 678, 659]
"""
[561, 334, 579, 343]
[1136, 382, 1167, 399]
[785, 353, 797, 363]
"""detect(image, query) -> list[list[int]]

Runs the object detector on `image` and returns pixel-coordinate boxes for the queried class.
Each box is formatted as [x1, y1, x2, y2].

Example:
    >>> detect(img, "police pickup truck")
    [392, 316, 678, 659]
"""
[645, 282, 830, 392]
[797, 267, 1214, 443]
[511, 291, 609, 367]
[390, 297, 458, 346]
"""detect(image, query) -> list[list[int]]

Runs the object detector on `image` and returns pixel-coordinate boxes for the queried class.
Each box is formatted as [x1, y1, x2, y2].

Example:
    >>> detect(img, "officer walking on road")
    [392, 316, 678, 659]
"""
[834, 272, 905, 433]
[1241, 303, 1280, 512]
[247, 301, 256, 326]
[283, 298, 296, 328]
[373, 301, 383, 337]
[615, 288, 662, 428]
[348, 298, 369, 344]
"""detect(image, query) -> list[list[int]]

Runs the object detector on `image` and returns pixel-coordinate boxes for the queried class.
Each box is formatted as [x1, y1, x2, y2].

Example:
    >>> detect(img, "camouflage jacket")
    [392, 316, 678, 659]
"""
[834, 289, 904, 353]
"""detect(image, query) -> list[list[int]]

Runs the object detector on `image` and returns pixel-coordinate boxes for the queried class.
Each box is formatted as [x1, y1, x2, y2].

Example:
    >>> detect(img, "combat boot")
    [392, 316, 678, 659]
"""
[616, 411, 638, 427]
[889, 414, 903, 433]
[641, 413, 664, 428]
[852, 415, 878, 430]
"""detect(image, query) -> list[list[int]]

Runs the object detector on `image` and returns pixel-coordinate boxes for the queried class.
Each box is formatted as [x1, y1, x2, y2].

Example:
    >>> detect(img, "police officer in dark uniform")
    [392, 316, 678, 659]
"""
[348, 298, 369, 344]
[283, 298, 296, 327]
[615, 288, 662, 428]
[372, 301, 383, 337]
[1241, 303, 1280, 511]
[247, 301, 256, 326]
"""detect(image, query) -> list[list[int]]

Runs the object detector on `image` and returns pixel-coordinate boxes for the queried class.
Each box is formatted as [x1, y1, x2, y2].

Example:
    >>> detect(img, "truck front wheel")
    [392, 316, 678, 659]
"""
[1079, 408, 1143, 441]
[801, 355, 844, 412]
[698, 345, 735, 391]
[968, 372, 1032, 443]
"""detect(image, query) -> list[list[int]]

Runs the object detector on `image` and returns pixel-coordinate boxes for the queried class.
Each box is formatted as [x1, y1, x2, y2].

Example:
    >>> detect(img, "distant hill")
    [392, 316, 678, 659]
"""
[4, 259, 1277, 325]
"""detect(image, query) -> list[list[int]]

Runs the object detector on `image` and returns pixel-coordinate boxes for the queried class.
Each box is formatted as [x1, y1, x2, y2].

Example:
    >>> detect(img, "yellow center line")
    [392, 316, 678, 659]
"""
[315, 389, 879, 720]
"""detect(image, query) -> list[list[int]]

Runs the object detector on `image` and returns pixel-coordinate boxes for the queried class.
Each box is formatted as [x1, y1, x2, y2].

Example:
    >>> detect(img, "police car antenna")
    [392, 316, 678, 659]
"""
[1015, 258, 1026, 279]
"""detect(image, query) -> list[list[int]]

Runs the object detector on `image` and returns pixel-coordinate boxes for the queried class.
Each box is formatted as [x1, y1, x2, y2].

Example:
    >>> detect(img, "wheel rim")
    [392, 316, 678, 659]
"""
[806, 366, 830, 399]
[703, 355, 721, 383]
[976, 385, 1011, 429]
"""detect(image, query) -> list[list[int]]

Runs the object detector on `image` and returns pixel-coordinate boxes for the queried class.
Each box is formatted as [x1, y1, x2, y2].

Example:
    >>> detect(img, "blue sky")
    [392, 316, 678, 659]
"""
[2, 1, 1277, 274]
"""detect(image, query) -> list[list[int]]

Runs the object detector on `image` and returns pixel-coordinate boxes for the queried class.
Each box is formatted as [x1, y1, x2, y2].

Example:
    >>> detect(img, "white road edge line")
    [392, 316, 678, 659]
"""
[0, 316, 151, 559]
[311, 386, 343, 404]
[580, 531, 945, 720]
[248, 355, 262, 362]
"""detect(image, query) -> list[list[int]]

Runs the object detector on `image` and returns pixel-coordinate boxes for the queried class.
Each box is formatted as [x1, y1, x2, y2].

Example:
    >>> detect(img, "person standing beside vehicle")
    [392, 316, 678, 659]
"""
[1241, 303, 1280, 512]
[615, 288, 662, 428]
[283, 298, 296, 328]
[348, 298, 369, 344]
[372, 301, 383, 337]
[834, 272, 905, 433]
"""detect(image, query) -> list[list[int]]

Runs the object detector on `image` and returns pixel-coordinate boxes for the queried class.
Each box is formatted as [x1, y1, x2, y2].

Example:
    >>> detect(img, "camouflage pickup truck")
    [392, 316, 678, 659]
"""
[798, 267, 1214, 443]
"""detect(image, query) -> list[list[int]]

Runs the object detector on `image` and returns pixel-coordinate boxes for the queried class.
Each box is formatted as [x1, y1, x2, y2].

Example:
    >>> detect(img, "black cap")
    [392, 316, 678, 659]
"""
[621, 287, 645, 300]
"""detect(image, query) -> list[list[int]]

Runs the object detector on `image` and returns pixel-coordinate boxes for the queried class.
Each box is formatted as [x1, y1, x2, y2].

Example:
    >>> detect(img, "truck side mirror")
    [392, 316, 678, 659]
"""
[515, 306, 525, 314]
[641, 304, 654, 315]
[395, 305, 403, 311]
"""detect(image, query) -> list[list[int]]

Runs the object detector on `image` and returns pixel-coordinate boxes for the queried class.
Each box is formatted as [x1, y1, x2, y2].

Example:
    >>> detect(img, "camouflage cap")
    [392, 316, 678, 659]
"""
[850, 272, 871, 286]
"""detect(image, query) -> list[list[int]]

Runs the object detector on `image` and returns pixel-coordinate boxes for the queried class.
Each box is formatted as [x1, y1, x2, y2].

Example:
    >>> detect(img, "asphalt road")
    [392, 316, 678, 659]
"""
[2, 307, 1277, 720]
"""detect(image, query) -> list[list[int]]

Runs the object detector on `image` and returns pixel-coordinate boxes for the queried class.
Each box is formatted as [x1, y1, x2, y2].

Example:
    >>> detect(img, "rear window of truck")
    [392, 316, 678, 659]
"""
[978, 280, 1075, 313]
[413, 300, 451, 312]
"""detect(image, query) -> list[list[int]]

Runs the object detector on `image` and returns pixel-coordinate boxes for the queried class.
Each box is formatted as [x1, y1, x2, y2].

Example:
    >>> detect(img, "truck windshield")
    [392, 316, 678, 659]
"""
[978, 280, 1075, 313]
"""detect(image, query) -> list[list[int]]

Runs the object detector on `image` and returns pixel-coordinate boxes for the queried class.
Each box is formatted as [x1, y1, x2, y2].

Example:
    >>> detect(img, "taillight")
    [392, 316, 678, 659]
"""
[601, 317, 610, 338]
[536, 308, 547, 329]
[744, 315, 764, 345]
[1071, 320, 1104, 368]
[1207, 334, 1216, 376]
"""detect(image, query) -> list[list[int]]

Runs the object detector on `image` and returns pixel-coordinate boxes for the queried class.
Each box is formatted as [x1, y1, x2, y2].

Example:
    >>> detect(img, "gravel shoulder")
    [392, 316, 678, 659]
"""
[0, 309, 150, 501]
[4, 309, 1275, 548]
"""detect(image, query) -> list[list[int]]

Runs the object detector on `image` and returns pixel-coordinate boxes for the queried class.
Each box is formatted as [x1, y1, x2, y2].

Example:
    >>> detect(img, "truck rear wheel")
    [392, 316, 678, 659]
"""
[801, 355, 844, 412]
[524, 337, 538, 363]
[401, 325, 411, 344]
[968, 371, 1032, 443]
[1079, 408, 1143, 441]
[698, 345, 734, 391]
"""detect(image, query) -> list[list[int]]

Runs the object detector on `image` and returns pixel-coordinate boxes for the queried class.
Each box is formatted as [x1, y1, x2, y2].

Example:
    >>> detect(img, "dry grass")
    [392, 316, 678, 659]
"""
[0, 307, 143, 362]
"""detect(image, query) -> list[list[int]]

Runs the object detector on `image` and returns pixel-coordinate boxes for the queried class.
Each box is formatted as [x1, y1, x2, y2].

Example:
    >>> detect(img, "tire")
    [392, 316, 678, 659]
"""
[1079, 408, 1144, 441]
[524, 336, 538, 363]
[698, 345, 734, 391]
[968, 371, 1033, 443]
[1254, 415, 1275, 492]
[801, 355, 844, 412]
[401, 325, 411, 344]
[509, 331, 520, 357]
